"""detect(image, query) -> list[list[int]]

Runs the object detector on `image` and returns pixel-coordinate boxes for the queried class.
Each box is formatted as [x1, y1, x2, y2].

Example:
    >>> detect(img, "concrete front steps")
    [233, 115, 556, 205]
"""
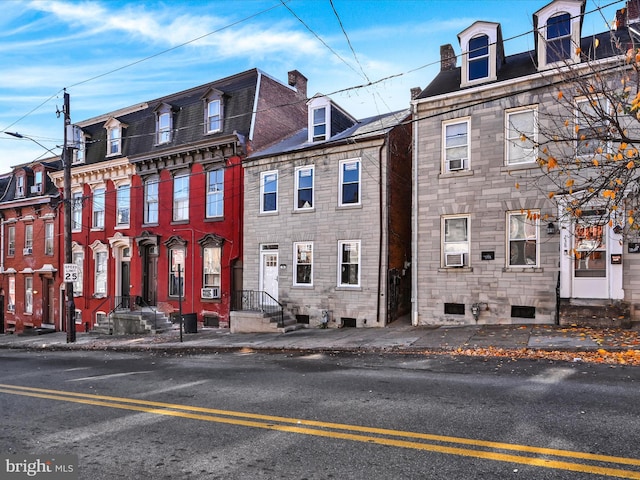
[91, 308, 174, 335]
[229, 310, 306, 333]
[559, 299, 632, 328]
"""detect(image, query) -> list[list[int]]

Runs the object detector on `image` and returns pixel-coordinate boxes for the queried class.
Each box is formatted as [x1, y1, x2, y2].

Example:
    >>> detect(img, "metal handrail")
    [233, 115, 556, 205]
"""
[232, 290, 284, 328]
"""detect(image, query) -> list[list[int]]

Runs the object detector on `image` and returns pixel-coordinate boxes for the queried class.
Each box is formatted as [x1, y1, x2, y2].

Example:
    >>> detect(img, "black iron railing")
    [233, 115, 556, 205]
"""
[232, 290, 283, 327]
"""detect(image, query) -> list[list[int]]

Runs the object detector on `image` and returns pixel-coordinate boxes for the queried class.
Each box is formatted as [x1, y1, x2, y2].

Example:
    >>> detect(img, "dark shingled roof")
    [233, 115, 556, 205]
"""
[81, 69, 261, 165]
[418, 27, 634, 100]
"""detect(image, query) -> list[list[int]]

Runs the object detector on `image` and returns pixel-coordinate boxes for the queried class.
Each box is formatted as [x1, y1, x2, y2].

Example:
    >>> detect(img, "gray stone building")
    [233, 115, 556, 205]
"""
[412, 0, 640, 326]
[238, 95, 411, 329]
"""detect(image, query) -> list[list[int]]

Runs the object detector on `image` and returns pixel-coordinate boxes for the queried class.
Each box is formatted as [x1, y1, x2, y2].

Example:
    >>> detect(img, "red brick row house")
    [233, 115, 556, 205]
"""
[2, 68, 308, 334]
[0, 159, 63, 333]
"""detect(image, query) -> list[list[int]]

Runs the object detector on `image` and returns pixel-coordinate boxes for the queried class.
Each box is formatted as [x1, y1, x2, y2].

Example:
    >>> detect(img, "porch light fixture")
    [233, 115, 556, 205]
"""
[547, 222, 556, 235]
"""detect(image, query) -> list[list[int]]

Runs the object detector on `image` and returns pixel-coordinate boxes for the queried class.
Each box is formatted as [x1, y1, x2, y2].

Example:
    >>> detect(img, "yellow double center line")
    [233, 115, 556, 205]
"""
[1, 383, 639, 478]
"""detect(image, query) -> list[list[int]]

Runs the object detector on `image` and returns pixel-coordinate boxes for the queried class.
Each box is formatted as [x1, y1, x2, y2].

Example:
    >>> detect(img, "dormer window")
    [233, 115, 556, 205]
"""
[202, 88, 224, 134]
[16, 175, 24, 197]
[468, 35, 489, 80]
[32, 171, 43, 195]
[104, 117, 125, 156]
[546, 13, 571, 63]
[155, 103, 173, 144]
[534, 0, 584, 70]
[458, 21, 502, 87]
[312, 107, 327, 141]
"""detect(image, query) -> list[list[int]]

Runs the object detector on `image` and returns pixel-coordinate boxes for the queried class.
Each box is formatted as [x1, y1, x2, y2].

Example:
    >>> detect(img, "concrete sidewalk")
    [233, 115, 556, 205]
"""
[1, 321, 639, 355]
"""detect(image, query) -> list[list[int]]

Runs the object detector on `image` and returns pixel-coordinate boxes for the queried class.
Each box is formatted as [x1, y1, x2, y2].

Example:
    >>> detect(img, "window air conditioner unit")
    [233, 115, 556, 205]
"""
[23, 247, 33, 255]
[7, 305, 15, 312]
[201, 287, 219, 299]
[30, 185, 42, 194]
[445, 253, 465, 267]
[447, 158, 466, 171]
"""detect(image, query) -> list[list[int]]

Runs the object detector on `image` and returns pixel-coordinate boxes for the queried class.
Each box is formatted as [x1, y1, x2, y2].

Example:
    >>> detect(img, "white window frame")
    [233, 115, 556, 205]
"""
[338, 240, 360, 287]
[7, 226, 15, 257]
[260, 170, 278, 213]
[157, 111, 171, 144]
[206, 169, 224, 218]
[507, 211, 539, 268]
[16, 175, 24, 197]
[173, 174, 189, 222]
[7, 276, 15, 312]
[312, 106, 327, 142]
[468, 34, 489, 82]
[443, 118, 470, 173]
[505, 107, 538, 165]
[73, 249, 84, 296]
[144, 176, 159, 224]
[25, 224, 33, 250]
[294, 242, 313, 286]
[169, 247, 185, 297]
[33, 171, 43, 194]
[116, 184, 130, 226]
[546, 12, 572, 64]
[24, 276, 33, 314]
[442, 215, 470, 268]
[295, 166, 314, 210]
[92, 187, 105, 229]
[535, 1, 581, 70]
[202, 246, 221, 298]
[575, 97, 609, 158]
[339, 159, 361, 206]
[107, 125, 121, 155]
[45, 223, 54, 256]
[207, 99, 222, 133]
[94, 250, 108, 297]
[72, 191, 83, 232]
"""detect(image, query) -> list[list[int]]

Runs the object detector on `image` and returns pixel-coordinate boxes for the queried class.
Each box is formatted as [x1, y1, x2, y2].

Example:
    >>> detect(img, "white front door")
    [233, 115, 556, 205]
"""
[572, 216, 608, 299]
[260, 247, 279, 305]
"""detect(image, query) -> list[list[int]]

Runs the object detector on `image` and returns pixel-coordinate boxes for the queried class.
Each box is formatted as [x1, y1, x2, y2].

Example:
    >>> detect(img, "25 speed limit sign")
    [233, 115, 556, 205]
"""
[63, 263, 79, 282]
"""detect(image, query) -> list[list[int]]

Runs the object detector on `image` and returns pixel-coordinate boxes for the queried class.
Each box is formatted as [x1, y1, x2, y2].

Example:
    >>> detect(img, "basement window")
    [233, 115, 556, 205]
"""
[341, 317, 357, 328]
[511, 305, 535, 319]
[444, 303, 465, 315]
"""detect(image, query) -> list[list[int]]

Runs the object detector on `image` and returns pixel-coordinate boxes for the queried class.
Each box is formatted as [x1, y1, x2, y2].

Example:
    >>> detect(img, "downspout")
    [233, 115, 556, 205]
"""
[411, 101, 419, 326]
[377, 133, 387, 325]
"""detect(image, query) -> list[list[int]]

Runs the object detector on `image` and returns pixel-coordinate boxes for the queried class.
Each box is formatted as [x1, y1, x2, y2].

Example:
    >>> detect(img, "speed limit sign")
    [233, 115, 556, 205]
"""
[64, 263, 79, 282]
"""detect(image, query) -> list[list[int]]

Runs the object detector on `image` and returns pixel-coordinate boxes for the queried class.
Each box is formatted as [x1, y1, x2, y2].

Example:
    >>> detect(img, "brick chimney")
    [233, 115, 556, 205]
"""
[288, 70, 308, 98]
[410, 87, 422, 100]
[440, 44, 457, 72]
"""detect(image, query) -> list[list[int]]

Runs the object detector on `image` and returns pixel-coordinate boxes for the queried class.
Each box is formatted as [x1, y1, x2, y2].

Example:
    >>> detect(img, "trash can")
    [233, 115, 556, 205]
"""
[183, 313, 197, 334]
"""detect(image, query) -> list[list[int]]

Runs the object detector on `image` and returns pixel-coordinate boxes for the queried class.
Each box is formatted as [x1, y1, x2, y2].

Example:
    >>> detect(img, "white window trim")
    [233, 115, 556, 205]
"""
[505, 106, 538, 165]
[157, 111, 172, 144]
[172, 174, 190, 222]
[116, 184, 131, 227]
[337, 240, 361, 287]
[206, 98, 222, 134]
[90, 242, 108, 298]
[458, 22, 499, 87]
[294, 165, 314, 211]
[307, 96, 331, 143]
[535, 1, 582, 70]
[92, 187, 106, 230]
[442, 118, 471, 173]
[72, 190, 83, 232]
[293, 242, 313, 286]
[206, 169, 224, 218]
[144, 176, 159, 225]
[72, 246, 84, 296]
[338, 158, 361, 207]
[260, 170, 278, 214]
[507, 211, 540, 268]
[575, 96, 610, 158]
[442, 215, 470, 268]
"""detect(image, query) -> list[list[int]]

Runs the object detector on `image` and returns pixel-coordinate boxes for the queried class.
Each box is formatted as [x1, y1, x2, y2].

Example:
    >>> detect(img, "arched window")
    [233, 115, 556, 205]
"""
[468, 34, 489, 81]
[546, 12, 571, 63]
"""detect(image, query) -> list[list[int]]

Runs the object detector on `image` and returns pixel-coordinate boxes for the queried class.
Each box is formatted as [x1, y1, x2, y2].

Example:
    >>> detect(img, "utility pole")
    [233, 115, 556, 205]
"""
[63, 90, 75, 343]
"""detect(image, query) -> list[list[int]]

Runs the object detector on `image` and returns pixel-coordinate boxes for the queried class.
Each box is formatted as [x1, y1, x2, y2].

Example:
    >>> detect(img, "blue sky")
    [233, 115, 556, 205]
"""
[0, 0, 623, 171]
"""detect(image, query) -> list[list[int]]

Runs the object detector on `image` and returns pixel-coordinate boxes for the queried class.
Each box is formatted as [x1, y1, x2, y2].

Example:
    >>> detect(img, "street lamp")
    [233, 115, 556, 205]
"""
[3, 131, 61, 159]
